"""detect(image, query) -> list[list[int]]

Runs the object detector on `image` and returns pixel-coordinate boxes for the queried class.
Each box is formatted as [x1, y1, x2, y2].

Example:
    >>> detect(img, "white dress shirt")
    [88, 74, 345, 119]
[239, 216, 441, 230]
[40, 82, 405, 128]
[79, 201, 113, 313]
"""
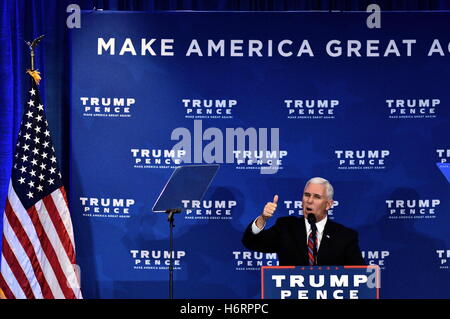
[251, 215, 328, 251]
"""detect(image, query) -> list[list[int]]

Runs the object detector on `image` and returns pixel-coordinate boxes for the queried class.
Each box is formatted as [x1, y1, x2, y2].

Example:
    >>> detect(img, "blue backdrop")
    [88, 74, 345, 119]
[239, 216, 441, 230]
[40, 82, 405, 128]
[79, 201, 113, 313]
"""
[69, 11, 449, 298]
[1, 1, 450, 299]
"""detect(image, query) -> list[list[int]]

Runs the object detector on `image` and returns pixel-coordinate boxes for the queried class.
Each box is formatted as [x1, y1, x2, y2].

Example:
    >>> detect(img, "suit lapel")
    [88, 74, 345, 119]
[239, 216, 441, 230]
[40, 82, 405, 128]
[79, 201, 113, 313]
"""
[318, 220, 333, 262]
[292, 217, 308, 264]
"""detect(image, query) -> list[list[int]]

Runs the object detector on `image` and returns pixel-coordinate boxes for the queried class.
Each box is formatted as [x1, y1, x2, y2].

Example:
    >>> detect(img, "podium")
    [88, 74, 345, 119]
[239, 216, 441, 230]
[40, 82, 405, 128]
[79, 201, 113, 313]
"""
[261, 266, 380, 299]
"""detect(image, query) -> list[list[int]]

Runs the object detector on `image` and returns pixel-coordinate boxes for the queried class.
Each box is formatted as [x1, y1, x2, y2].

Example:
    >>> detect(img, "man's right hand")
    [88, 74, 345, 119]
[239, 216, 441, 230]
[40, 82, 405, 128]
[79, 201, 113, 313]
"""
[256, 195, 278, 229]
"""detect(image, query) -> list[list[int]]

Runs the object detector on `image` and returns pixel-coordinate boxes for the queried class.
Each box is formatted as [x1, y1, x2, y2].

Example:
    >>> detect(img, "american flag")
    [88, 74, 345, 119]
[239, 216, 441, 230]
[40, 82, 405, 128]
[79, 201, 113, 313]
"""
[0, 74, 82, 299]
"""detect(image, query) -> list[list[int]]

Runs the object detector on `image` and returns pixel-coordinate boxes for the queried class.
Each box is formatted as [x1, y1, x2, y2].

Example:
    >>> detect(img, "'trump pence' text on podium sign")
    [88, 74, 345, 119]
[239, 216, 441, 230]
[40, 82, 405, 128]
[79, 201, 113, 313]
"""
[261, 266, 380, 299]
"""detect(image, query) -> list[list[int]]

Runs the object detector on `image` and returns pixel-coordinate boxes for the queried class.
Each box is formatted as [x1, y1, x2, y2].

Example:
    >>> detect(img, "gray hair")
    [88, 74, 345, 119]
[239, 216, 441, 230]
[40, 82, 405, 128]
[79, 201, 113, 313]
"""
[305, 177, 334, 200]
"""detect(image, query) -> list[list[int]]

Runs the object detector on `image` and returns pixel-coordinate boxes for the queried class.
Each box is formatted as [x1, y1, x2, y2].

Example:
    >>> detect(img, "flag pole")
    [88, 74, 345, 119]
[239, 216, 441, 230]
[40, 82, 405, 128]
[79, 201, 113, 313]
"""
[25, 35, 45, 71]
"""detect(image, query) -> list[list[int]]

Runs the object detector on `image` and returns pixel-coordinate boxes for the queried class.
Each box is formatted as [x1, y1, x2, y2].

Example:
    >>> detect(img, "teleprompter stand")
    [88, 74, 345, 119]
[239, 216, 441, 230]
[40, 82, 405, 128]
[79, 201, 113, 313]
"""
[152, 165, 219, 299]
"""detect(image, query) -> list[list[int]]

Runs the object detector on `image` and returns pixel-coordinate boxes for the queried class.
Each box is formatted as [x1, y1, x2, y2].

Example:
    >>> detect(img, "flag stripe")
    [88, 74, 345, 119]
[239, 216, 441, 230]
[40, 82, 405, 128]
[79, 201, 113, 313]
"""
[26, 205, 76, 299]
[0, 266, 17, 299]
[7, 184, 65, 299]
[4, 199, 54, 298]
[42, 191, 75, 263]
[0, 253, 20, 299]
[1, 237, 35, 299]
[2, 206, 43, 298]
[52, 188, 75, 245]
[59, 186, 70, 210]
[35, 198, 81, 297]
[0, 268, 16, 299]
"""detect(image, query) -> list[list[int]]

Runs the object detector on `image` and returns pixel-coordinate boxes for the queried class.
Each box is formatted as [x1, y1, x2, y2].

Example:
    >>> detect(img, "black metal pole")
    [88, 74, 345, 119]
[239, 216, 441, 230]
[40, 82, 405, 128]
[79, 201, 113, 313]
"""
[166, 208, 180, 299]
[168, 212, 174, 299]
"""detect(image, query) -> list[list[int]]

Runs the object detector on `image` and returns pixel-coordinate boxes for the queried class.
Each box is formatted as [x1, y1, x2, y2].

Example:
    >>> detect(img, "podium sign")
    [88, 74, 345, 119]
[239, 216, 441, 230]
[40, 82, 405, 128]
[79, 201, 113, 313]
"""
[261, 266, 380, 299]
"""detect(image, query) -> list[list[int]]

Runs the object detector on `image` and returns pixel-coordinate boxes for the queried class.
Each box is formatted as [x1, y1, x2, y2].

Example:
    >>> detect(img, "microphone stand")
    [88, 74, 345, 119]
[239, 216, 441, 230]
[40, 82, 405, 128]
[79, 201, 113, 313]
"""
[165, 208, 181, 299]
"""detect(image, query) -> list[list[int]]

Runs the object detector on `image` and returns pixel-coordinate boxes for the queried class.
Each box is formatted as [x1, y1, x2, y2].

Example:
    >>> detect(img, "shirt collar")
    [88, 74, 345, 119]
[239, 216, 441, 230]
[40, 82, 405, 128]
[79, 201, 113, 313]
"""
[304, 215, 328, 234]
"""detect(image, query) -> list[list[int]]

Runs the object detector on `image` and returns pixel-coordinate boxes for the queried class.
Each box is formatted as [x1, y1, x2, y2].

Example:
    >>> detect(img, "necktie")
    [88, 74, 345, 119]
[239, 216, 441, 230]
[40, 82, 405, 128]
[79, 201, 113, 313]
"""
[308, 226, 318, 266]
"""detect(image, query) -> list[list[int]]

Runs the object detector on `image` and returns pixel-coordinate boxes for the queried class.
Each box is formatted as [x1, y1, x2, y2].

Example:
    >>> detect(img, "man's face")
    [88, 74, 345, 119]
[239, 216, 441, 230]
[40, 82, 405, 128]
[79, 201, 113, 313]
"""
[302, 183, 333, 222]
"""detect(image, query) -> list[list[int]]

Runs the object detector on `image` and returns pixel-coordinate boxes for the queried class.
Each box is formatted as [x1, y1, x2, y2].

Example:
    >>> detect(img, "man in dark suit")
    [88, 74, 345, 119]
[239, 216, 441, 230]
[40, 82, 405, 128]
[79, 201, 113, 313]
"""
[242, 177, 365, 266]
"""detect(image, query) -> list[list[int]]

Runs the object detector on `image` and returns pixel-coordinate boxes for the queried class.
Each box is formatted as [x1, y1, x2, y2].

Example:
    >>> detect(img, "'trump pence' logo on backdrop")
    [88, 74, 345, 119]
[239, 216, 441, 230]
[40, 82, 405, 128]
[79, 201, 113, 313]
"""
[386, 98, 439, 119]
[436, 250, 449, 269]
[79, 96, 135, 118]
[182, 199, 237, 220]
[285, 99, 339, 120]
[80, 196, 135, 218]
[130, 250, 186, 270]
[386, 199, 440, 219]
[233, 250, 279, 271]
[131, 148, 185, 169]
[361, 250, 390, 270]
[182, 98, 237, 119]
[436, 149, 450, 163]
[335, 150, 390, 170]
[285, 200, 339, 219]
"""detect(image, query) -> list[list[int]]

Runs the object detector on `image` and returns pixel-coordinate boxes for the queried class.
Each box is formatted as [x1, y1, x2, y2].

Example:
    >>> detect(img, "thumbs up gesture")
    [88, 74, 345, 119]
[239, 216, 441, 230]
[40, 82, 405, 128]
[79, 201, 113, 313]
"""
[262, 195, 278, 221]
[255, 195, 279, 230]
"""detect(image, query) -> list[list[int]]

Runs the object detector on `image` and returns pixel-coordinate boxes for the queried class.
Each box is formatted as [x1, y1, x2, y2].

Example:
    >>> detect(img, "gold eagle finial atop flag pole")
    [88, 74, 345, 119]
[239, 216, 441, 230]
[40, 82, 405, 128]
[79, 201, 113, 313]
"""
[25, 35, 45, 85]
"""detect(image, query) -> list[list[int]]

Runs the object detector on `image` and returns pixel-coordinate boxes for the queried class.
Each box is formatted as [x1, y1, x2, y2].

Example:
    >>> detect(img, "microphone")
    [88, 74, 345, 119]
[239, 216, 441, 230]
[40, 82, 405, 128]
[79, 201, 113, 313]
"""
[307, 213, 317, 232]
[307, 213, 316, 224]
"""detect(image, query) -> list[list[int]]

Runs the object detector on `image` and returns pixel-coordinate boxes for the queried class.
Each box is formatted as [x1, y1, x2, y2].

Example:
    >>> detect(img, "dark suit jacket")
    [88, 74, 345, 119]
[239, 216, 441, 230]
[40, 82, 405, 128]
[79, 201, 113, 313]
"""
[242, 216, 365, 266]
